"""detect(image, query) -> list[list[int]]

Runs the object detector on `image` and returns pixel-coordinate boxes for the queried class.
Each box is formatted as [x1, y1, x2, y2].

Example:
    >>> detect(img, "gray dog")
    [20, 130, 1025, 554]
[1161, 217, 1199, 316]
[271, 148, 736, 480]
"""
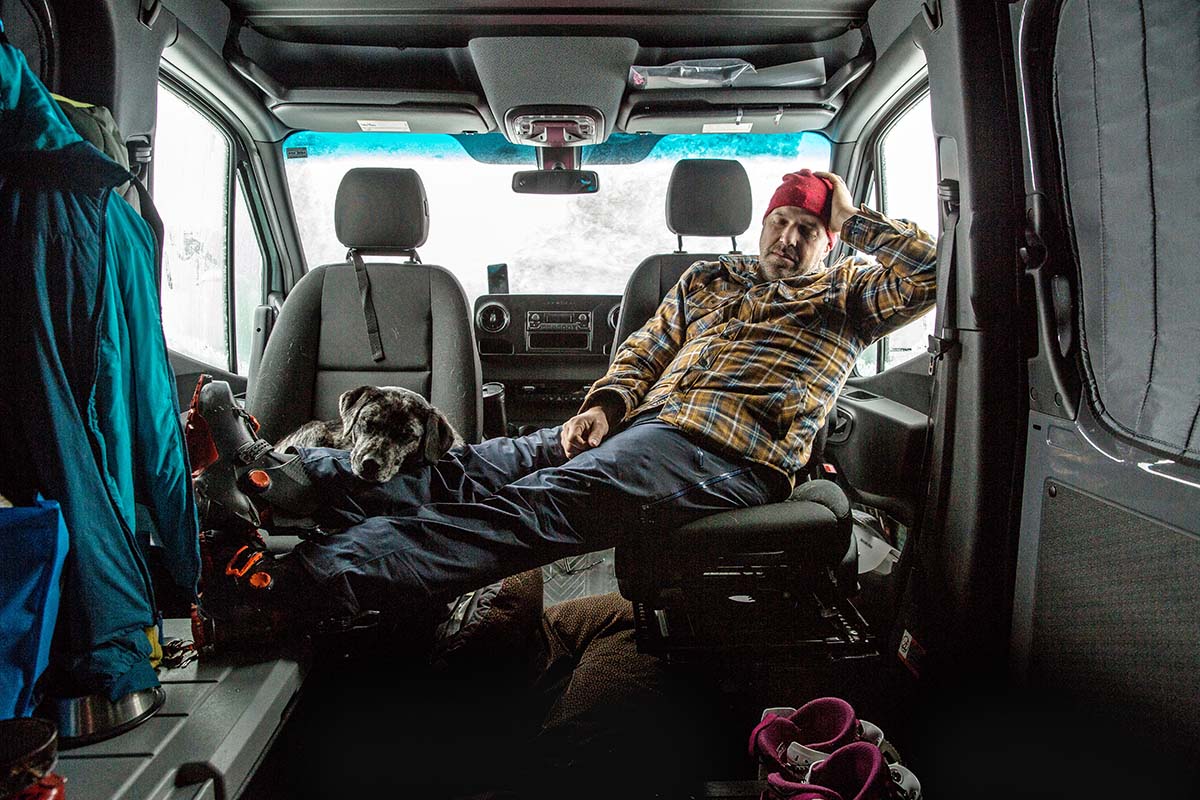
[278, 386, 462, 482]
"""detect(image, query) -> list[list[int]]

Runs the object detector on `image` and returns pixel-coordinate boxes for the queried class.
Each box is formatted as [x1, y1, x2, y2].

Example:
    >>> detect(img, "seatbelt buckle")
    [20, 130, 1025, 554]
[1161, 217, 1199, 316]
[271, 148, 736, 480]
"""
[926, 334, 957, 376]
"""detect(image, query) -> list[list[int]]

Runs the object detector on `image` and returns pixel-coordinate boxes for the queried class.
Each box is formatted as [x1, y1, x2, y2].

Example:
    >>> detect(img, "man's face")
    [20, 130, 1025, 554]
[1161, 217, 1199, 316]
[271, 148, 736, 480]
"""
[757, 206, 831, 281]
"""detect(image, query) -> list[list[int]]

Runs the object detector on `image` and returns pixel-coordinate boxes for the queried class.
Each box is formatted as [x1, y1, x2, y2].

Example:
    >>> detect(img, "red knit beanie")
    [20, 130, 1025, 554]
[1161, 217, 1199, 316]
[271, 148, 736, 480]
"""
[764, 169, 836, 247]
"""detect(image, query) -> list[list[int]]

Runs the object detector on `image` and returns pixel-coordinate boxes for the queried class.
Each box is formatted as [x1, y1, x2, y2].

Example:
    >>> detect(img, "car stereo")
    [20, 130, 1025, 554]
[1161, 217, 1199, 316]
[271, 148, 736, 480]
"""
[474, 295, 620, 358]
[526, 310, 591, 351]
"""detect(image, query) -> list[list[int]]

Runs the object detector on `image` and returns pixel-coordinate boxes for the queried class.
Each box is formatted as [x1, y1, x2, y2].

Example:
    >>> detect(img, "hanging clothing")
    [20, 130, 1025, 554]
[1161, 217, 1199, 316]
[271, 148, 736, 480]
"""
[0, 36, 198, 700]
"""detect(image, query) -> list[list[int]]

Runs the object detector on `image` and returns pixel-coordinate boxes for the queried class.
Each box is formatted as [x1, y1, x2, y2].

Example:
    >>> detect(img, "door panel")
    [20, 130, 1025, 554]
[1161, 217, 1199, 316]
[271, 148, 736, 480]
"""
[828, 353, 931, 524]
[1013, 406, 1200, 761]
[1013, 0, 1200, 769]
[169, 351, 246, 411]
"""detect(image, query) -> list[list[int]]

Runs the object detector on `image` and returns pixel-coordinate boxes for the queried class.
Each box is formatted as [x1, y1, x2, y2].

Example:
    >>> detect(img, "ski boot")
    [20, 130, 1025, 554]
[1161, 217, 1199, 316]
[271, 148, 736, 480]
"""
[192, 528, 383, 657]
[191, 530, 312, 656]
[185, 375, 319, 529]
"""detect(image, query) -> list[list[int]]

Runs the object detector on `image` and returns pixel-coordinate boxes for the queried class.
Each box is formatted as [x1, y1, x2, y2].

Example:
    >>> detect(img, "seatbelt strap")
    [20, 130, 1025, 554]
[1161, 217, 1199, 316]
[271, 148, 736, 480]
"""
[915, 179, 960, 557]
[130, 174, 165, 292]
[891, 179, 960, 679]
[927, 179, 960, 376]
[351, 250, 386, 362]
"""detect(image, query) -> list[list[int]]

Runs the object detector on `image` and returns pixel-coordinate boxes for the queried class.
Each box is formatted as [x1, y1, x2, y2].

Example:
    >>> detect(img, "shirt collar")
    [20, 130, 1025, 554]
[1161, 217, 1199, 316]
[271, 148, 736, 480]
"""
[718, 253, 830, 288]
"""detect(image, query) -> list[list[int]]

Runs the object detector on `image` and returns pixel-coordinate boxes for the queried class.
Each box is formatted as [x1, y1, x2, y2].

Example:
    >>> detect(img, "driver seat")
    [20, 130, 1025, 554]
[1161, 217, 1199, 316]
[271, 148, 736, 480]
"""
[611, 159, 862, 661]
[248, 168, 482, 444]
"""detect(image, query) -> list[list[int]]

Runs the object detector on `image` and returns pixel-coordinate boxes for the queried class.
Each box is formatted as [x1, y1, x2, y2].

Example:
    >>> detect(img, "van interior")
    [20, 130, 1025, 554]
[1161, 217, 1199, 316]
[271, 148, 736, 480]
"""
[1, 0, 1197, 797]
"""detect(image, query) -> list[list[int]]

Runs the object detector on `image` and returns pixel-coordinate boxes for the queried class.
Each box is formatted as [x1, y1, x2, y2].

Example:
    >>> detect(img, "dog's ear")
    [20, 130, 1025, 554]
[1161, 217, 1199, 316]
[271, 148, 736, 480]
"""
[338, 386, 374, 428]
[423, 407, 459, 463]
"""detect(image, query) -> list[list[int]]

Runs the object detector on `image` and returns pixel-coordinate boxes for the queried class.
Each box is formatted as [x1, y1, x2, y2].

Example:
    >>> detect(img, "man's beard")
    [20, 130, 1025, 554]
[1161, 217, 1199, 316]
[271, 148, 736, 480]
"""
[764, 246, 816, 278]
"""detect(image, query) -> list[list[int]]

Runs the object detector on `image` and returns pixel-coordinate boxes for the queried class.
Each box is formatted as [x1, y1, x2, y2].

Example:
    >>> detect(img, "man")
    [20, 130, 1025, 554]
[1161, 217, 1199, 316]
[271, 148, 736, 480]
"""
[198, 169, 937, 643]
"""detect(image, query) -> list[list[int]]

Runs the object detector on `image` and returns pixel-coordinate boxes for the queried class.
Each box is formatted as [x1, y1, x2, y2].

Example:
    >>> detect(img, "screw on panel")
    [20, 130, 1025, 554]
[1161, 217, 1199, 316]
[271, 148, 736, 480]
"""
[1048, 484, 1057, 498]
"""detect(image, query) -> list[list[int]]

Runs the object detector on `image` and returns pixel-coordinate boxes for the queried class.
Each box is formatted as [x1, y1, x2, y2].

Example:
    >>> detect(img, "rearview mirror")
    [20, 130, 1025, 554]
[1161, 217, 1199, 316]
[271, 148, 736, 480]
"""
[511, 170, 599, 195]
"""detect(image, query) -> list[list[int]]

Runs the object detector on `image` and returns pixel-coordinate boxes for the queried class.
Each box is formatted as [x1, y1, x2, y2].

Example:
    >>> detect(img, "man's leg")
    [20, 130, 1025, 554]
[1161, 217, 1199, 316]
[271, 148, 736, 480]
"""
[294, 418, 787, 617]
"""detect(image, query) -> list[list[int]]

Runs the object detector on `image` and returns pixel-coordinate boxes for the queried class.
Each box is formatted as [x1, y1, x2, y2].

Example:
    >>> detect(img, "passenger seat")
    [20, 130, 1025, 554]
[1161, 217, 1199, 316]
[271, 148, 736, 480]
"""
[611, 158, 752, 349]
[248, 168, 482, 443]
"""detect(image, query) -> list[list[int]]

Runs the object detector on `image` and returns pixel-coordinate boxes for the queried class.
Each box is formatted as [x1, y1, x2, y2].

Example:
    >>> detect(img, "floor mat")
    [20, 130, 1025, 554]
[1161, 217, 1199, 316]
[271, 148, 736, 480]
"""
[541, 548, 618, 606]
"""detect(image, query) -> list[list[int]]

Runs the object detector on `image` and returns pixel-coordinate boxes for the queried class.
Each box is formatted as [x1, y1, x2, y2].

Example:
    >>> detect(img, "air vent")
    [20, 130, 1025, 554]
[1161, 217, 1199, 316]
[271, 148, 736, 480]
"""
[476, 301, 510, 333]
[607, 304, 621, 330]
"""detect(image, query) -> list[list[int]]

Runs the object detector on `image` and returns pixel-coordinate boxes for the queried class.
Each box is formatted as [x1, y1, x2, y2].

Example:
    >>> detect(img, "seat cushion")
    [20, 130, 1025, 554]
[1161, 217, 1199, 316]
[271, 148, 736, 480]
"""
[615, 480, 853, 604]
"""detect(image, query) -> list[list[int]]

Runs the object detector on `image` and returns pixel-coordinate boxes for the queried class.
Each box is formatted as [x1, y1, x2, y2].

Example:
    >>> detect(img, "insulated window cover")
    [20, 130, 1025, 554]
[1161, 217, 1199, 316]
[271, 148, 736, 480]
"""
[1054, 0, 1200, 461]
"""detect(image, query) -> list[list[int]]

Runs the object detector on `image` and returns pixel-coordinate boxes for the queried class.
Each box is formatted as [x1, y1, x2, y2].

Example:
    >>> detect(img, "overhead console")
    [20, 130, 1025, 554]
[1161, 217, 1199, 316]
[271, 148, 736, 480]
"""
[224, 23, 496, 134]
[468, 37, 639, 145]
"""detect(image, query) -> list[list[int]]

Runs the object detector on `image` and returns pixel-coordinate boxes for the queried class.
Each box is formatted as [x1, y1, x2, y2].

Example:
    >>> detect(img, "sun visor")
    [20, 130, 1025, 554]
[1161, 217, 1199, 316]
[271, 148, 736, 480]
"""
[617, 53, 870, 136]
[626, 107, 836, 135]
[271, 103, 489, 134]
[468, 37, 639, 144]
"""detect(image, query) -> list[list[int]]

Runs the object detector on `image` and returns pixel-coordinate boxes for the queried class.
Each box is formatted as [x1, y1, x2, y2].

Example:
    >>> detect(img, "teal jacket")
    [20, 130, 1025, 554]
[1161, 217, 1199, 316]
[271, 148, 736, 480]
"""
[0, 34, 199, 699]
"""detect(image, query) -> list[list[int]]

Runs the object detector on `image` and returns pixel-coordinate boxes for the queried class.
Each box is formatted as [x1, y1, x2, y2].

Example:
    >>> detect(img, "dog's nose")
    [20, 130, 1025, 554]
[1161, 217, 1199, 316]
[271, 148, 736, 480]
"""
[360, 457, 381, 480]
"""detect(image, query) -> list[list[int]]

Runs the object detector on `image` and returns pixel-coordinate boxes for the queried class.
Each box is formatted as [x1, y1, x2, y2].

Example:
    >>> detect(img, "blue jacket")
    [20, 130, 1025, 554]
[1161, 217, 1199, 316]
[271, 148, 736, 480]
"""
[0, 37, 199, 699]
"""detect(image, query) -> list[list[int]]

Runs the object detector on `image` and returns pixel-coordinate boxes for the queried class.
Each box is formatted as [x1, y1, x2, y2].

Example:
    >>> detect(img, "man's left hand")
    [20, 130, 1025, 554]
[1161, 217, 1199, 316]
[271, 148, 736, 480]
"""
[815, 171, 857, 234]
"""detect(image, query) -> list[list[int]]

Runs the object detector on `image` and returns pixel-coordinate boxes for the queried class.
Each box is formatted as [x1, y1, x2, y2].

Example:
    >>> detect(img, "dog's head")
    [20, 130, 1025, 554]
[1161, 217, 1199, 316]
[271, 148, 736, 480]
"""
[337, 386, 460, 482]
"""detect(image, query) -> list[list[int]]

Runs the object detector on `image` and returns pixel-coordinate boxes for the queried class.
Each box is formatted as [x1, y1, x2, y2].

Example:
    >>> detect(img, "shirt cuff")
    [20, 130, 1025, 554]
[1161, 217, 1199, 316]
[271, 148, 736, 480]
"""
[579, 386, 635, 420]
[840, 205, 920, 253]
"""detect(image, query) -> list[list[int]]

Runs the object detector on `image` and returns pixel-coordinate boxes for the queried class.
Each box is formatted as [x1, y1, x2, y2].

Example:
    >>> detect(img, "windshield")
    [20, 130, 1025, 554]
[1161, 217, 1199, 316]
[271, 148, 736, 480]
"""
[283, 131, 831, 302]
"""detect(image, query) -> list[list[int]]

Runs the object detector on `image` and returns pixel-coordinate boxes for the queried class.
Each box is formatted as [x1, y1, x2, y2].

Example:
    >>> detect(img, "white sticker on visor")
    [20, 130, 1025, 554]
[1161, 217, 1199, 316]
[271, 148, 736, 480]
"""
[357, 119, 411, 132]
[702, 122, 753, 133]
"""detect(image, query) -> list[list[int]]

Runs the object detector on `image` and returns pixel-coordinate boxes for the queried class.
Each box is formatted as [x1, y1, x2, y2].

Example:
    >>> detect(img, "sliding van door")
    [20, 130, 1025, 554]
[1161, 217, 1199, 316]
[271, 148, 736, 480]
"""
[1012, 0, 1200, 775]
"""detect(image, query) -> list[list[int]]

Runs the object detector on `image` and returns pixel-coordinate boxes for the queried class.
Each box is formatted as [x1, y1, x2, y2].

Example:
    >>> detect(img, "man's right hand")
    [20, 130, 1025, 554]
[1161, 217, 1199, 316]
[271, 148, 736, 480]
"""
[814, 170, 857, 233]
[560, 404, 614, 459]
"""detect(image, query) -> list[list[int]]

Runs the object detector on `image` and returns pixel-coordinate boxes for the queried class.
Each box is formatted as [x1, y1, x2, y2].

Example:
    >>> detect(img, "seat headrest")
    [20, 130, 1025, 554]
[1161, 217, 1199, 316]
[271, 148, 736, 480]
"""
[335, 168, 429, 251]
[666, 159, 752, 238]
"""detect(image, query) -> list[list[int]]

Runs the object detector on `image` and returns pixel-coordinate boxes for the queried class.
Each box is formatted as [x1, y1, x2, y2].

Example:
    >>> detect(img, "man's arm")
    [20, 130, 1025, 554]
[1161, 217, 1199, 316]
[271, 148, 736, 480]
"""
[814, 171, 938, 342]
[581, 269, 692, 419]
[560, 268, 692, 457]
[841, 208, 938, 342]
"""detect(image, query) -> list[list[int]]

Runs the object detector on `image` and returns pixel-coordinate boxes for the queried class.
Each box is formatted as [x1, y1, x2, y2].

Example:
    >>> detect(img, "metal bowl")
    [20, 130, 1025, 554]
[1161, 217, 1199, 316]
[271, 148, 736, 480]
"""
[38, 685, 165, 749]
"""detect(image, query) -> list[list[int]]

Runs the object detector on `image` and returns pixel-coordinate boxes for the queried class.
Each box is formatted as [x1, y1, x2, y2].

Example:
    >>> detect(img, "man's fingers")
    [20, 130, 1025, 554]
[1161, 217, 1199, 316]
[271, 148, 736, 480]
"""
[561, 417, 592, 457]
[813, 170, 855, 230]
[560, 421, 581, 452]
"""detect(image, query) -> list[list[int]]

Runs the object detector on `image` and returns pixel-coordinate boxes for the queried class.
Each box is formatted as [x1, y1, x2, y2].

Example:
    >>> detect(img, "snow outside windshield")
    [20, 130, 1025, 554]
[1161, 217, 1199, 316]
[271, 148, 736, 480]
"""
[283, 131, 831, 303]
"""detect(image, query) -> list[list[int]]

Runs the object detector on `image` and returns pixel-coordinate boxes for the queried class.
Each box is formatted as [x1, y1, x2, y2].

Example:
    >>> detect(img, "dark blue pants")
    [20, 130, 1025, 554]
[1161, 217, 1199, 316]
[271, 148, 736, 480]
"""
[291, 415, 788, 615]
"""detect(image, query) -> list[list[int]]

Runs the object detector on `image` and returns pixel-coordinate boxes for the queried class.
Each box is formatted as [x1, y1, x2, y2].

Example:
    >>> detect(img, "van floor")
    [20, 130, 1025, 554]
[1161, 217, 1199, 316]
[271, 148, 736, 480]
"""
[241, 598, 888, 799]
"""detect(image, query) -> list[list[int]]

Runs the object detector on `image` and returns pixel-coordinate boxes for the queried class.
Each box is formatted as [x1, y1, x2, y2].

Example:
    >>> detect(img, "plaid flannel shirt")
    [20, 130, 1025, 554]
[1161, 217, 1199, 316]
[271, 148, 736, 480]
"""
[584, 206, 938, 480]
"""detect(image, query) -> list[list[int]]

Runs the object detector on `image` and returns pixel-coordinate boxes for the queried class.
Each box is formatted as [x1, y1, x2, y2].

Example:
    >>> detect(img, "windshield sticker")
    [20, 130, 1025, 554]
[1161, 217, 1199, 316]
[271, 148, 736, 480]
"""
[285, 147, 308, 159]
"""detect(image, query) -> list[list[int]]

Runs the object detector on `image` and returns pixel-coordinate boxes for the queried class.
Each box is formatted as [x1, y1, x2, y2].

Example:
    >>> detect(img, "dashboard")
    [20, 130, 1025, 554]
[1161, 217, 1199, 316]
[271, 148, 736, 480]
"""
[473, 294, 624, 434]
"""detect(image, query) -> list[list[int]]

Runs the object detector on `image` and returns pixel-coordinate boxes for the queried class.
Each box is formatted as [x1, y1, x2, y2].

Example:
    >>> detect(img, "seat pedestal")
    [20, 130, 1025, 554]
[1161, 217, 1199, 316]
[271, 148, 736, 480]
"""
[630, 579, 876, 665]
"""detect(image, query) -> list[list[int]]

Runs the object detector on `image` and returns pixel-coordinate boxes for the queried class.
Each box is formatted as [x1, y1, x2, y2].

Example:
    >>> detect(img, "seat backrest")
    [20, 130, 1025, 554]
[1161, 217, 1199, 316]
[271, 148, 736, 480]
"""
[611, 159, 752, 353]
[248, 167, 482, 443]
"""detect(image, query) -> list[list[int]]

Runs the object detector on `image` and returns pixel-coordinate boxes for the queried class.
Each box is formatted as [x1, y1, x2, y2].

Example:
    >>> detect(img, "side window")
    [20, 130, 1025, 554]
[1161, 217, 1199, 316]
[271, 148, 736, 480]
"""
[233, 176, 265, 373]
[854, 93, 938, 377]
[154, 83, 265, 376]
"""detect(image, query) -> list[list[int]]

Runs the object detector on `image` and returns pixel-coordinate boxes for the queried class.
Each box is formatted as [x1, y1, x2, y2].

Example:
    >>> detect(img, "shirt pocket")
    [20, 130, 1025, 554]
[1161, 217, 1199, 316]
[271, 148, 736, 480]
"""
[684, 293, 735, 334]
